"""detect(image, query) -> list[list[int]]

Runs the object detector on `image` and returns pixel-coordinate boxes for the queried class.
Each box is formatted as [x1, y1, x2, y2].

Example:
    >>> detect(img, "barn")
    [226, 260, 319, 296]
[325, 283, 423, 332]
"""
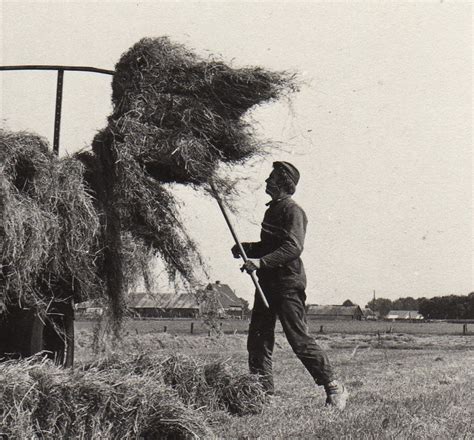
[386, 310, 424, 321]
[306, 305, 363, 321]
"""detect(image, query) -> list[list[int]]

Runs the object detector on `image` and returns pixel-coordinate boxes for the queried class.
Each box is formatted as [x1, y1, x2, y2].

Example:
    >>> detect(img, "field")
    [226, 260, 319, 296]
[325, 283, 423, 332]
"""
[76, 317, 473, 337]
[72, 318, 474, 439]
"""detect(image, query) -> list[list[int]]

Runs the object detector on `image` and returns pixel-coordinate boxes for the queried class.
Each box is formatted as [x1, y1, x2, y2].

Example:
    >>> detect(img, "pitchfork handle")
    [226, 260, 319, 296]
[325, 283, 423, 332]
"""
[210, 183, 269, 309]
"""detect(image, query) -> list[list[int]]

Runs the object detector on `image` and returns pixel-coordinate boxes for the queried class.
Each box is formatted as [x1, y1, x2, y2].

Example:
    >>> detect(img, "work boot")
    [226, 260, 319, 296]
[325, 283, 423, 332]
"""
[325, 380, 349, 410]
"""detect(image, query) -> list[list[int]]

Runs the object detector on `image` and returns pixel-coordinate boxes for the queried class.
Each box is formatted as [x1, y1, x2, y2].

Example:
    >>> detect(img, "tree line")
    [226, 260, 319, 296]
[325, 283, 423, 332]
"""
[366, 292, 474, 319]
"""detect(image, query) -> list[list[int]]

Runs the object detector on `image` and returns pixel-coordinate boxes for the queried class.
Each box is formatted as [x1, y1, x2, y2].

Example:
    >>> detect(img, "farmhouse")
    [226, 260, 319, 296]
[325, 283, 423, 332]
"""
[306, 305, 363, 321]
[386, 310, 424, 321]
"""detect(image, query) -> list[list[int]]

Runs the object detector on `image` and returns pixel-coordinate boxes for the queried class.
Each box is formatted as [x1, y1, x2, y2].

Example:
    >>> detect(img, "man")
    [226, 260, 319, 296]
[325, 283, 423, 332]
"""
[232, 161, 348, 409]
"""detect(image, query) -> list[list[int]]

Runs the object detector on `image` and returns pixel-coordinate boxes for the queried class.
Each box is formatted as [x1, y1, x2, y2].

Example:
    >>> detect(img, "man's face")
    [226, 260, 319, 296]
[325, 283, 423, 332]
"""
[265, 169, 281, 198]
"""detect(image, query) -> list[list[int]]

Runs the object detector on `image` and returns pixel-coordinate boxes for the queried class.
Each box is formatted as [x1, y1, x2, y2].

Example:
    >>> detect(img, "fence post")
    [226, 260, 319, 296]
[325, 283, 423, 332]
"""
[463, 324, 467, 335]
[319, 325, 324, 333]
[190, 322, 194, 334]
[163, 326, 167, 333]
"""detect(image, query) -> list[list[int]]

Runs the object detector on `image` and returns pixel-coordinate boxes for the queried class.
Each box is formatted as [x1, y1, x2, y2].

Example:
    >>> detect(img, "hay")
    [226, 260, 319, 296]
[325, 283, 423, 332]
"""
[86, 352, 267, 416]
[0, 356, 210, 439]
[159, 354, 266, 415]
[110, 36, 297, 184]
[0, 352, 266, 438]
[0, 130, 102, 311]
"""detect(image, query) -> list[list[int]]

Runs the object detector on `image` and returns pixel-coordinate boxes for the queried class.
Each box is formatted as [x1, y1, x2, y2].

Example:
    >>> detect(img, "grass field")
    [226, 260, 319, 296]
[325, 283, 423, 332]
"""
[76, 317, 474, 337]
[73, 319, 474, 439]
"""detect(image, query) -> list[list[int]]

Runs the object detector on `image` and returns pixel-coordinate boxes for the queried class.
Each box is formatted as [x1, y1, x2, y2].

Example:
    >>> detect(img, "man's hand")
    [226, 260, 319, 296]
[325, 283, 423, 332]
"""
[241, 259, 261, 273]
[231, 244, 241, 259]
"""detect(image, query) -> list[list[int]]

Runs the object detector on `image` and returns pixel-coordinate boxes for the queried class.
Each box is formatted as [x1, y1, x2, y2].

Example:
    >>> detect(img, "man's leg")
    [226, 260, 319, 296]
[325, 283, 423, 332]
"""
[276, 290, 335, 386]
[276, 290, 348, 409]
[247, 292, 277, 394]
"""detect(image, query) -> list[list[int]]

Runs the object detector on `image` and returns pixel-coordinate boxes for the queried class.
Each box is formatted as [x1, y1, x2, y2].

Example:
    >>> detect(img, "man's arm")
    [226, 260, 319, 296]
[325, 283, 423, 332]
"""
[232, 242, 264, 259]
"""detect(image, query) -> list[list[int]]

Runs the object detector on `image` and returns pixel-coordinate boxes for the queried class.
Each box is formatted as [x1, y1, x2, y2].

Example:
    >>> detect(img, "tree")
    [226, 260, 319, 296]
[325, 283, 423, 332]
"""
[342, 299, 355, 307]
[366, 298, 392, 317]
[391, 296, 419, 311]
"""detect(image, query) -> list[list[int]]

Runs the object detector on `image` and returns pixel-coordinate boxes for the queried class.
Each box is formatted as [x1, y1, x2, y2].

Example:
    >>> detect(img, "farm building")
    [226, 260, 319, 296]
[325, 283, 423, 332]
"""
[128, 293, 200, 318]
[306, 305, 363, 321]
[127, 282, 245, 319]
[386, 310, 424, 321]
[199, 281, 245, 318]
[362, 308, 377, 320]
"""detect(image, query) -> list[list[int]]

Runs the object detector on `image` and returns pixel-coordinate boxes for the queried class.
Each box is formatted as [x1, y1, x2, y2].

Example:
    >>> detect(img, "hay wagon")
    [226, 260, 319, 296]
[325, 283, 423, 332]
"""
[0, 65, 114, 366]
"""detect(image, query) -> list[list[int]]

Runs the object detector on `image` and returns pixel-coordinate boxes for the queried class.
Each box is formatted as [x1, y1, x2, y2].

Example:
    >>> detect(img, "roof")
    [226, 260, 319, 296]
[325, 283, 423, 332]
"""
[386, 310, 424, 319]
[128, 293, 199, 309]
[307, 305, 363, 316]
[75, 300, 102, 309]
[205, 282, 243, 308]
[362, 308, 376, 316]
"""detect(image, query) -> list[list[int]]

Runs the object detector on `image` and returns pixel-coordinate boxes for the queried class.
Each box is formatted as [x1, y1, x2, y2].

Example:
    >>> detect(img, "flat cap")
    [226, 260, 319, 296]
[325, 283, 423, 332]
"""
[273, 161, 300, 185]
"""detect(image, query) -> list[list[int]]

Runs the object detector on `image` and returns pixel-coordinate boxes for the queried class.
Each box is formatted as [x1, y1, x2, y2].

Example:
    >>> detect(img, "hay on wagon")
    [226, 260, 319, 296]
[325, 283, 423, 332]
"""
[0, 130, 102, 313]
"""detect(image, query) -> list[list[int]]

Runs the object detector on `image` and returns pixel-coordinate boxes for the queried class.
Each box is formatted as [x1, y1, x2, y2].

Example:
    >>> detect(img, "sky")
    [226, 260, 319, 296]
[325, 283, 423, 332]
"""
[1, 1, 472, 307]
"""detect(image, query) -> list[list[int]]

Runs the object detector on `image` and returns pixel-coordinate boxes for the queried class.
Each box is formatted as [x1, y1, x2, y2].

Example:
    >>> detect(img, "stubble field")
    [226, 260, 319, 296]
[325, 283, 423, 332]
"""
[73, 319, 474, 439]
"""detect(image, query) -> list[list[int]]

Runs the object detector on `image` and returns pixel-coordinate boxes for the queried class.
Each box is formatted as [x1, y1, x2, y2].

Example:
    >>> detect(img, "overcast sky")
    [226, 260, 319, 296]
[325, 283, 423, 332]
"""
[1, 1, 472, 306]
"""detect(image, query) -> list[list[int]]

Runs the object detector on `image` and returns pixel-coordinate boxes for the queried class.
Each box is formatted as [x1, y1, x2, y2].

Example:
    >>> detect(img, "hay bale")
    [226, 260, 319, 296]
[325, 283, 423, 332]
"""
[0, 130, 102, 310]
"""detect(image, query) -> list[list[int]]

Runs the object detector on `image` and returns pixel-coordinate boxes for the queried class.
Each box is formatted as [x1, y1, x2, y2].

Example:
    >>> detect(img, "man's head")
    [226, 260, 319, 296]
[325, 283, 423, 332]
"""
[265, 161, 300, 199]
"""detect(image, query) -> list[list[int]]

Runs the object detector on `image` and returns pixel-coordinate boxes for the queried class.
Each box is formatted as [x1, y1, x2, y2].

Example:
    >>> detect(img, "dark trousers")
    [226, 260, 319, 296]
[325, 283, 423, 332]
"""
[247, 288, 335, 394]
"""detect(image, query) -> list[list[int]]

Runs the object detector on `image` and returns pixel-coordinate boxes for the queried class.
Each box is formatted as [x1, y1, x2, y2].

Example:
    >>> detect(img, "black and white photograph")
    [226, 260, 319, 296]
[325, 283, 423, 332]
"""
[0, 1, 472, 438]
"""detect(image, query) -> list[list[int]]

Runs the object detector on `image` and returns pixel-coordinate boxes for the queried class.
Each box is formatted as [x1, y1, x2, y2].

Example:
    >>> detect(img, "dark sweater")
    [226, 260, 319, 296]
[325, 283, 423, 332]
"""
[243, 196, 307, 292]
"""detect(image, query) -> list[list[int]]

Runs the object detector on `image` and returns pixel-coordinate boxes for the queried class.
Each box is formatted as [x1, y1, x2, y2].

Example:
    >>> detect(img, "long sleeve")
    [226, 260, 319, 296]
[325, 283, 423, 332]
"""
[241, 242, 264, 259]
[260, 205, 307, 268]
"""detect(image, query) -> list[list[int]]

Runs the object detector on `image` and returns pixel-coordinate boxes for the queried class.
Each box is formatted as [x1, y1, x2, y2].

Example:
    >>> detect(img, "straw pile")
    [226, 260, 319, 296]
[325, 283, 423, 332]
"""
[77, 36, 297, 326]
[0, 353, 266, 438]
[160, 354, 266, 415]
[0, 356, 210, 439]
[0, 130, 102, 311]
[87, 352, 267, 416]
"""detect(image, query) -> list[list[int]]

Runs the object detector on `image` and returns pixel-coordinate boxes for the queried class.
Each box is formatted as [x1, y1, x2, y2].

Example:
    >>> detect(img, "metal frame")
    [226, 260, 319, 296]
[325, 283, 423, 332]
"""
[0, 65, 114, 155]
